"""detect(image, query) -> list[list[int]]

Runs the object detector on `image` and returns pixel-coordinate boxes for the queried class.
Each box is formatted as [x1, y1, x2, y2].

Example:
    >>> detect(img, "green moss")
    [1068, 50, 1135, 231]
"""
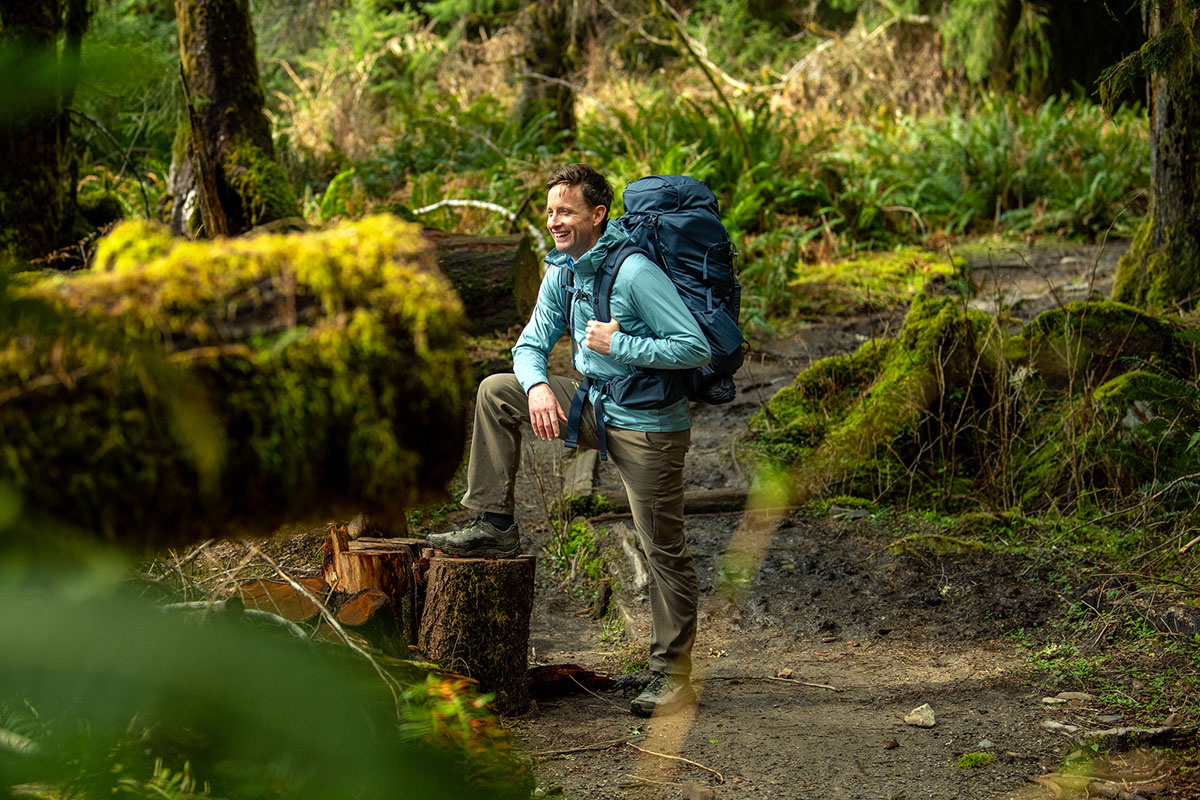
[224, 140, 300, 228]
[0, 215, 470, 548]
[1010, 300, 1185, 388]
[754, 293, 993, 502]
[955, 752, 995, 769]
[789, 247, 963, 317]
[888, 533, 986, 556]
[320, 168, 368, 221]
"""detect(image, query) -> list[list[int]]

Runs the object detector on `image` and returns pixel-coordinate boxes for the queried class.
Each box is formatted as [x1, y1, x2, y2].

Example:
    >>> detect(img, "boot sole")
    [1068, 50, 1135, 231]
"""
[435, 544, 522, 558]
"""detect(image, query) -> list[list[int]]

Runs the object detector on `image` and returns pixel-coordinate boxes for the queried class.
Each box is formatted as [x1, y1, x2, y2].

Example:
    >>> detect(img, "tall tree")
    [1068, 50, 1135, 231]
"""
[0, 0, 89, 263]
[1110, 1, 1200, 309]
[166, 0, 298, 237]
[515, 0, 580, 142]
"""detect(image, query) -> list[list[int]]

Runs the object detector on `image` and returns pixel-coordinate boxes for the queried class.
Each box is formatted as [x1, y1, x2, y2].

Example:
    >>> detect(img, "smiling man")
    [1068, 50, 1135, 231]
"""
[427, 163, 711, 716]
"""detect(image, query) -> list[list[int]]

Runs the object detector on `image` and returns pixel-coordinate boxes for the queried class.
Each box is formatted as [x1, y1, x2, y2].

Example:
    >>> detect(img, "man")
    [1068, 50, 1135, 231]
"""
[427, 163, 710, 717]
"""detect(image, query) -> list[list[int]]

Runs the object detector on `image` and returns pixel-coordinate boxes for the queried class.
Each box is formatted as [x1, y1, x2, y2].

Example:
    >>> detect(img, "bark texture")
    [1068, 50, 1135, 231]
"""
[0, 0, 80, 261]
[425, 231, 541, 334]
[418, 556, 536, 714]
[168, 0, 298, 236]
[1112, 1, 1200, 309]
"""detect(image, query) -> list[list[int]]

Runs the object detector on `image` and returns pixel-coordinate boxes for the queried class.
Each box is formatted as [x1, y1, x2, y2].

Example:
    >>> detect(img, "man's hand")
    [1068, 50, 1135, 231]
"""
[528, 382, 567, 441]
[585, 319, 620, 355]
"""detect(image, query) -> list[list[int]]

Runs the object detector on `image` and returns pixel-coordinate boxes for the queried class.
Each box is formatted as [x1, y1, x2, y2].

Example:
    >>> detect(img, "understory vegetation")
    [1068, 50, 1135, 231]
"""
[3, 0, 1197, 795]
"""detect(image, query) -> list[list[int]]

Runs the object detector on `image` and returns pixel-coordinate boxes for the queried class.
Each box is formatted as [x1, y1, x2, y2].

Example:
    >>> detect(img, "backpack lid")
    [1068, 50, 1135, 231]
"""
[622, 175, 720, 216]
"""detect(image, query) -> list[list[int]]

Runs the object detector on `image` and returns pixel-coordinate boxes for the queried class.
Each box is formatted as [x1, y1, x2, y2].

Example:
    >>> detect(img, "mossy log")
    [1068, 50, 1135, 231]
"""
[0, 216, 471, 548]
[418, 555, 536, 715]
[424, 231, 541, 334]
[753, 293, 1200, 511]
[321, 529, 428, 651]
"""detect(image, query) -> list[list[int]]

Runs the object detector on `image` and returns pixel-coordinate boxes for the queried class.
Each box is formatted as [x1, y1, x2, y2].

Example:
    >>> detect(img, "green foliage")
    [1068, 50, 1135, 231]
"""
[546, 520, 607, 584]
[955, 752, 996, 768]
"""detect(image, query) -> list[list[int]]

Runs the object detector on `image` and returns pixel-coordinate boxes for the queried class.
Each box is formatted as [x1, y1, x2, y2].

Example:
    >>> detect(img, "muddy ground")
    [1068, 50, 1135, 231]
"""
[479, 242, 1196, 799]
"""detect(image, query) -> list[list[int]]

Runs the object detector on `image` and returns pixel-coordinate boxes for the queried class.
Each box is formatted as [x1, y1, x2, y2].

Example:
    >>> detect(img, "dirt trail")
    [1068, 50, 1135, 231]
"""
[502, 244, 1145, 799]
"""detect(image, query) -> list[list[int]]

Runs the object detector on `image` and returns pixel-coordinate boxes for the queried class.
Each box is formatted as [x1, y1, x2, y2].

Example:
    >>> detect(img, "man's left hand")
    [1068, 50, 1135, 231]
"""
[585, 319, 620, 355]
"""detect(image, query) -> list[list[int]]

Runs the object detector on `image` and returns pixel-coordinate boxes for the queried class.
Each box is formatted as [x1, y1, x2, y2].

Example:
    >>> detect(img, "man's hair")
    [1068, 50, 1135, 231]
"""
[547, 163, 613, 221]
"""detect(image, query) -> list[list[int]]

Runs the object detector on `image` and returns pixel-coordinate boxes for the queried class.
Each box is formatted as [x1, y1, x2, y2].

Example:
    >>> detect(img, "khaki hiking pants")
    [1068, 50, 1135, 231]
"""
[463, 373, 698, 677]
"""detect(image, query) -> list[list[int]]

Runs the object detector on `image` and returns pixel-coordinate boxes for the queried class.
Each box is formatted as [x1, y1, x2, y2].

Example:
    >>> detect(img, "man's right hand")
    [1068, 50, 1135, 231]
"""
[528, 382, 567, 441]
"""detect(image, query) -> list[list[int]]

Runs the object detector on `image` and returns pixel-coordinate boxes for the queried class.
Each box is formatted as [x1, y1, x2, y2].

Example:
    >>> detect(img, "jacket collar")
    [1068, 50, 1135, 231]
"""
[543, 223, 630, 278]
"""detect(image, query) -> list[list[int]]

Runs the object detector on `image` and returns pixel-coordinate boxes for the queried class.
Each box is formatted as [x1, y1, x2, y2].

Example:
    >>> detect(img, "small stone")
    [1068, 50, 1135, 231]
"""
[1097, 714, 1122, 723]
[847, 640, 861, 647]
[1055, 691, 1095, 702]
[1042, 697, 1068, 705]
[883, 738, 899, 749]
[977, 739, 996, 750]
[682, 780, 716, 800]
[1165, 713, 1184, 727]
[821, 636, 838, 643]
[904, 704, 936, 728]
[775, 668, 794, 678]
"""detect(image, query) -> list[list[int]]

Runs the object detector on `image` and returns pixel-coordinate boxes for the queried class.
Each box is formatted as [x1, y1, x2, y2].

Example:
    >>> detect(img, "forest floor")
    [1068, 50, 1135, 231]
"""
[477, 241, 1199, 800]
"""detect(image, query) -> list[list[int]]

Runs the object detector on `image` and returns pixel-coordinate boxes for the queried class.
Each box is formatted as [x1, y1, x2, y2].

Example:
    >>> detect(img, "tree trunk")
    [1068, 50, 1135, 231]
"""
[0, 0, 81, 262]
[167, 0, 298, 237]
[237, 577, 329, 622]
[418, 555, 535, 714]
[425, 231, 542, 334]
[1112, 2, 1200, 310]
[515, 0, 579, 142]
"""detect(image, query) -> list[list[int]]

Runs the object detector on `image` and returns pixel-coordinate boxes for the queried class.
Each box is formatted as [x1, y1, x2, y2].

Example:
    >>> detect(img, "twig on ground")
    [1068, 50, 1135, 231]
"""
[532, 735, 640, 758]
[766, 676, 843, 692]
[568, 672, 627, 712]
[626, 742, 724, 783]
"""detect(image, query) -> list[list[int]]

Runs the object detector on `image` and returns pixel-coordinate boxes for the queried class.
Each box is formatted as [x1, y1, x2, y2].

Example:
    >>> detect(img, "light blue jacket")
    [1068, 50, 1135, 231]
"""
[512, 224, 711, 432]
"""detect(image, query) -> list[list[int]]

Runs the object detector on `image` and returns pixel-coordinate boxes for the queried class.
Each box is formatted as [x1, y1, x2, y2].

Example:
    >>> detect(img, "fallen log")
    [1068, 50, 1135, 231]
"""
[585, 488, 750, 522]
[424, 230, 541, 334]
[0, 216, 472, 548]
[528, 663, 615, 700]
[418, 555, 536, 714]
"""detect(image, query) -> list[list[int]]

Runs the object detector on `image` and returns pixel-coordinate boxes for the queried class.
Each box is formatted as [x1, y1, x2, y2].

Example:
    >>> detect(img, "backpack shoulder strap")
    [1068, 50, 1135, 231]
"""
[595, 241, 650, 323]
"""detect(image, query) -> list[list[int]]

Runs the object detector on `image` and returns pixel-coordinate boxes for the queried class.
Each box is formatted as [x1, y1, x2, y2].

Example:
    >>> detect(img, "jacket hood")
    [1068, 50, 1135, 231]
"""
[543, 222, 632, 278]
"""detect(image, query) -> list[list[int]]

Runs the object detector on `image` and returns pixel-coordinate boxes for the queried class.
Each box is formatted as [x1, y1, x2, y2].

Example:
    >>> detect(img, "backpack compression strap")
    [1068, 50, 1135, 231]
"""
[562, 242, 648, 462]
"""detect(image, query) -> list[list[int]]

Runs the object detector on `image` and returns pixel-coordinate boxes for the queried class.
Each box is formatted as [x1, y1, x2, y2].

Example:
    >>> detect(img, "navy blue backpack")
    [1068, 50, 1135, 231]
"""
[563, 175, 746, 459]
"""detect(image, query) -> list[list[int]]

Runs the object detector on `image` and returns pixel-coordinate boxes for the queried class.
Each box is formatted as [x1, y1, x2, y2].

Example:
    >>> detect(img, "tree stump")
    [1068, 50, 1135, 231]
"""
[237, 577, 329, 622]
[418, 555, 536, 714]
[321, 530, 429, 655]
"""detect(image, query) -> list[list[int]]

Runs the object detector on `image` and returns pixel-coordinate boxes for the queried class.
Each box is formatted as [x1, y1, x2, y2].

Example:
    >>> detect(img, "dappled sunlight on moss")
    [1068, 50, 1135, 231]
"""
[1, 215, 471, 548]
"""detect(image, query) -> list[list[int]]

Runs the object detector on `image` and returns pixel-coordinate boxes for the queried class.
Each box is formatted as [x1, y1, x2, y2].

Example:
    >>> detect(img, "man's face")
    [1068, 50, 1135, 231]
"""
[546, 183, 605, 260]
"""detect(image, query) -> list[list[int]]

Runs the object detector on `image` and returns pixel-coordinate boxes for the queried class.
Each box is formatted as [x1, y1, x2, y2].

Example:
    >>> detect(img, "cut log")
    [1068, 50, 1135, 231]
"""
[335, 588, 406, 657]
[424, 230, 541, 334]
[322, 529, 428, 651]
[0, 217, 471, 548]
[237, 577, 329, 622]
[418, 555, 536, 714]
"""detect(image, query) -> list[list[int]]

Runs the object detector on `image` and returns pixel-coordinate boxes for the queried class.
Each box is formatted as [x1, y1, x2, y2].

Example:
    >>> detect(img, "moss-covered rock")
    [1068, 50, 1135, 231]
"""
[752, 293, 995, 502]
[753, 294, 1200, 515]
[789, 247, 963, 317]
[0, 215, 471, 548]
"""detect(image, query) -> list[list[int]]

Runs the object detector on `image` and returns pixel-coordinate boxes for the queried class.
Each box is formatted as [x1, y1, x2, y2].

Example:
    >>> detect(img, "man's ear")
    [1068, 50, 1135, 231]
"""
[592, 205, 608, 227]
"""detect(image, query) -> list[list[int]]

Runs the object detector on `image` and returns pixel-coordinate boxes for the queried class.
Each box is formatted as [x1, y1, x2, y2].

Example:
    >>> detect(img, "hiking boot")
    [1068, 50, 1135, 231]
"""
[630, 672, 696, 717]
[426, 515, 520, 558]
